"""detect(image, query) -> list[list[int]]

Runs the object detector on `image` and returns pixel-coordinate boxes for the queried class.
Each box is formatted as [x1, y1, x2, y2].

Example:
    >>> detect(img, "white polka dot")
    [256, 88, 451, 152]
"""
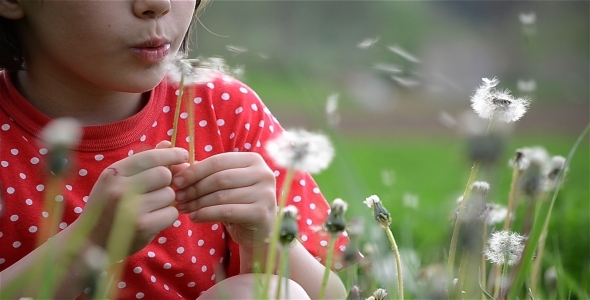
[306, 219, 312, 225]
[207, 82, 215, 89]
[251, 104, 258, 111]
[151, 275, 156, 283]
[163, 263, 172, 269]
[199, 120, 208, 127]
[152, 121, 158, 127]
[256, 140, 261, 148]
[217, 119, 225, 126]
[310, 203, 316, 210]
[191, 256, 197, 263]
[211, 224, 219, 231]
[244, 143, 251, 150]
[221, 93, 230, 100]
[29, 226, 37, 233]
[301, 235, 308, 242]
[229, 132, 235, 139]
[136, 292, 144, 299]
[334, 262, 343, 270]
[59, 222, 67, 229]
[320, 240, 328, 247]
[221, 232, 225, 239]
[94, 154, 104, 161]
[198, 239, 204, 246]
[313, 187, 320, 194]
[65, 185, 73, 191]
[39, 148, 48, 155]
[245, 123, 250, 130]
[204, 145, 213, 152]
[194, 97, 202, 104]
[13, 241, 21, 248]
[25, 199, 33, 205]
[10, 215, 18, 221]
[83, 196, 89, 202]
[175, 89, 181, 96]
[239, 87, 248, 94]
[293, 195, 302, 202]
[158, 237, 167, 244]
[273, 170, 280, 177]
[36, 184, 44, 191]
[0, 258, 5, 265]
[315, 257, 322, 262]
[30, 157, 39, 164]
[264, 107, 271, 115]
[209, 248, 215, 255]
[11, 149, 18, 155]
[128, 150, 134, 156]
[118, 282, 126, 289]
[211, 274, 216, 281]
[55, 195, 64, 202]
[188, 229, 193, 237]
[259, 120, 264, 128]
[79, 169, 88, 176]
[185, 136, 192, 143]
[180, 112, 188, 119]
[164, 284, 170, 290]
[269, 125, 274, 133]
[299, 180, 306, 186]
[173, 220, 181, 227]
[148, 251, 156, 258]
[163, 106, 171, 113]
[1, 161, 8, 167]
[7, 187, 15, 194]
[1, 124, 9, 131]
[175, 273, 184, 277]
[167, 129, 174, 136]
[42, 211, 49, 218]
[140, 135, 146, 142]
[187, 282, 196, 287]
[133, 267, 142, 274]
[339, 245, 347, 252]
[235, 107, 243, 114]
[201, 265, 207, 272]
[177, 247, 185, 254]
[74, 207, 83, 214]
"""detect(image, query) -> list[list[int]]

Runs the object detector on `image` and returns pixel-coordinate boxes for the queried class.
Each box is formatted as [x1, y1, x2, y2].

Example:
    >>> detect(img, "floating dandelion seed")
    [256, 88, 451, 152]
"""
[387, 45, 421, 63]
[517, 79, 537, 93]
[225, 45, 248, 55]
[166, 55, 234, 85]
[265, 129, 334, 174]
[391, 75, 420, 88]
[519, 12, 536, 25]
[325, 93, 340, 127]
[485, 230, 527, 266]
[357, 37, 379, 49]
[373, 63, 403, 74]
[470, 77, 531, 123]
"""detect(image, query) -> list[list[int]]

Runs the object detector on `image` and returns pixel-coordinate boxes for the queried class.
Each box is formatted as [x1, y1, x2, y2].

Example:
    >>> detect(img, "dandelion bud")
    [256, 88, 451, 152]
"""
[41, 118, 82, 176]
[370, 288, 388, 300]
[544, 156, 566, 191]
[279, 206, 299, 245]
[456, 181, 489, 222]
[364, 195, 391, 228]
[518, 159, 544, 198]
[509, 146, 550, 172]
[325, 198, 348, 236]
[484, 230, 527, 266]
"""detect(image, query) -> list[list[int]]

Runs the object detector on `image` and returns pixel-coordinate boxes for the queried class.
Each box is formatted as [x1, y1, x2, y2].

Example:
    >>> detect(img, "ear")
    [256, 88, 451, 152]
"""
[0, 0, 25, 20]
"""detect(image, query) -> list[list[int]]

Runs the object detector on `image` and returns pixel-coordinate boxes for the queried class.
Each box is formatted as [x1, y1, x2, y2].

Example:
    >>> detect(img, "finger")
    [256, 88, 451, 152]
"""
[136, 205, 180, 237]
[171, 162, 190, 175]
[172, 152, 260, 189]
[137, 187, 176, 214]
[155, 140, 172, 149]
[188, 203, 274, 225]
[111, 147, 189, 176]
[130, 166, 173, 193]
[175, 167, 261, 203]
[177, 185, 271, 213]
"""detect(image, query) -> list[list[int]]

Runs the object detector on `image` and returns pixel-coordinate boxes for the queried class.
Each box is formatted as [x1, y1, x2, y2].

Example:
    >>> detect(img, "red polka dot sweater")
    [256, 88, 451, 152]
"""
[0, 71, 352, 299]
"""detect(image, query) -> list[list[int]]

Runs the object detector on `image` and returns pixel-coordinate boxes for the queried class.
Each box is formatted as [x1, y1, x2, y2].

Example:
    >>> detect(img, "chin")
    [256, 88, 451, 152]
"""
[117, 72, 166, 93]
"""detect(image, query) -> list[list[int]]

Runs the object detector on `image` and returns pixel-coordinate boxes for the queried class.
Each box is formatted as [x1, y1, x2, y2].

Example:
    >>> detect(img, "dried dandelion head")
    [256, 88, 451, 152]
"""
[484, 230, 527, 266]
[544, 155, 567, 191]
[364, 195, 391, 228]
[41, 118, 82, 175]
[470, 77, 531, 123]
[366, 288, 388, 300]
[265, 129, 334, 174]
[325, 198, 348, 236]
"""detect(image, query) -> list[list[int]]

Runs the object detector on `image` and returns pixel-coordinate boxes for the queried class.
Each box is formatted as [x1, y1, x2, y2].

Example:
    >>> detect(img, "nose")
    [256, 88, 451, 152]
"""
[133, 0, 171, 19]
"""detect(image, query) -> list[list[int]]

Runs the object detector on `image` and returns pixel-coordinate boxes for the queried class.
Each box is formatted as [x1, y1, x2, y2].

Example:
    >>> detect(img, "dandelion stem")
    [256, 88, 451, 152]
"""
[529, 192, 551, 296]
[385, 226, 404, 300]
[318, 236, 336, 300]
[448, 117, 496, 275]
[481, 222, 488, 300]
[187, 86, 196, 165]
[275, 246, 290, 299]
[262, 168, 294, 299]
[170, 75, 185, 148]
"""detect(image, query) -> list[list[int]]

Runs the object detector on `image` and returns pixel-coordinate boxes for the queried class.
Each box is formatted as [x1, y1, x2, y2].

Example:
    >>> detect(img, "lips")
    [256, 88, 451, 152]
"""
[131, 38, 171, 63]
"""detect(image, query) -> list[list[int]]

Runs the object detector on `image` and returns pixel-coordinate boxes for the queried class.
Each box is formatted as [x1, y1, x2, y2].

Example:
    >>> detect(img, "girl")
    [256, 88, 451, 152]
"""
[0, 0, 350, 299]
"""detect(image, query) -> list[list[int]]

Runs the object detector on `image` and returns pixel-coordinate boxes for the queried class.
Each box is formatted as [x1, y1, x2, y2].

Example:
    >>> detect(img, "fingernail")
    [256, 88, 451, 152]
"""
[181, 149, 189, 161]
[173, 176, 184, 187]
[176, 190, 186, 201]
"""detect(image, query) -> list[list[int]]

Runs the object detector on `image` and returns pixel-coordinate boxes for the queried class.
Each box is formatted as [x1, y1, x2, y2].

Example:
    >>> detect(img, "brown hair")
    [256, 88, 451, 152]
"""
[0, 0, 210, 71]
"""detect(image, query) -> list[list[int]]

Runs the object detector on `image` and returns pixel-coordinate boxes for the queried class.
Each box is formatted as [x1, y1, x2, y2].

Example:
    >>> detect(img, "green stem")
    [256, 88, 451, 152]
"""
[275, 246, 290, 299]
[385, 226, 404, 300]
[262, 168, 294, 299]
[318, 236, 336, 300]
[170, 75, 185, 148]
[481, 222, 488, 300]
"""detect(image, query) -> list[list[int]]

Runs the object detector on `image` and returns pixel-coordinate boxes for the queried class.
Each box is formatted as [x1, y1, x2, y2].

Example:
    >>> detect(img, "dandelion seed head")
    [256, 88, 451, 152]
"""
[546, 155, 566, 181]
[509, 146, 550, 172]
[471, 181, 490, 194]
[279, 205, 299, 245]
[264, 129, 334, 174]
[484, 230, 527, 266]
[371, 288, 388, 300]
[364, 195, 381, 208]
[325, 198, 348, 236]
[281, 205, 299, 218]
[330, 198, 348, 213]
[41, 118, 82, 149]
[364, 195, 391, 228]
[470, 77, 530, 123]
[480, 203, 508, 225]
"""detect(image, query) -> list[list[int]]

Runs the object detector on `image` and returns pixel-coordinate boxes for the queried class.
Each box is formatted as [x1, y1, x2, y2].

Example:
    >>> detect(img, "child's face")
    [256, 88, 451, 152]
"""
[15, 0, 196, 92]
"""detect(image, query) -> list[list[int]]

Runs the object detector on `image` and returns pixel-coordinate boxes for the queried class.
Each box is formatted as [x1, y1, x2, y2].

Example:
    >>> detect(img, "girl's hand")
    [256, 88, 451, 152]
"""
[80, 144, 189, 258]
[173, 152, 277, 248]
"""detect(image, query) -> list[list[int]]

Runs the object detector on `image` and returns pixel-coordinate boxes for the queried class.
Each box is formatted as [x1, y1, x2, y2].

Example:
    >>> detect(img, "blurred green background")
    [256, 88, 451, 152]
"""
[193, 0, 589, 295]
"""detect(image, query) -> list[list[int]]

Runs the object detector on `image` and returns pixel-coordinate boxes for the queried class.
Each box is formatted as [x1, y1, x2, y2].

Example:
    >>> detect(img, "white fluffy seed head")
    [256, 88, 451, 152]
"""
[364, 195, 381, 208]
[485, 230, 527, 266]
[470, 77, 531, 123]
[41, 117, 82, 149]
[265, 129, 334, 174]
